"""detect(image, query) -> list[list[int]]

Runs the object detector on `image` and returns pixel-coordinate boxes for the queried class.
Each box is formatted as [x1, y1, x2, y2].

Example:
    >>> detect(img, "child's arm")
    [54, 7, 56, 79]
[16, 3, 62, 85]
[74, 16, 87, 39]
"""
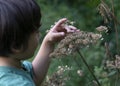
[32, 18, 78, 85]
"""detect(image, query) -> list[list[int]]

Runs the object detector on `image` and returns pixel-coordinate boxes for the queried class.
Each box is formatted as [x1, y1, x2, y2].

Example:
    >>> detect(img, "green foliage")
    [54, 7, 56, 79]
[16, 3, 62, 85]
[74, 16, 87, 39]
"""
[35, 0, 120, 86]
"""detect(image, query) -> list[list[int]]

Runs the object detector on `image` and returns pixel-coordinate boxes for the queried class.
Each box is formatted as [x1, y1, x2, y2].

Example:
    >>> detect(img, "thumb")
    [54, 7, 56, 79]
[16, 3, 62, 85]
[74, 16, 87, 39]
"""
[53, 32, 65, 38]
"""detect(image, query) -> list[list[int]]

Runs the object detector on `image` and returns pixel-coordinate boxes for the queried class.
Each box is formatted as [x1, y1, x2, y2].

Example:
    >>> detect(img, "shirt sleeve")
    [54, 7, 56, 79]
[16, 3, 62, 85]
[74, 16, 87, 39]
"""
[22, 61, 34, 78]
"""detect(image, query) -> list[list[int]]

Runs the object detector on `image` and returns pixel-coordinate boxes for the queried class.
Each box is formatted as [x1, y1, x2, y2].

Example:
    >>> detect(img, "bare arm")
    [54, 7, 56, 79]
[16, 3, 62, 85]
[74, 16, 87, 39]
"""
[32, 39, 53, 85]
[32, 18, 78, 85]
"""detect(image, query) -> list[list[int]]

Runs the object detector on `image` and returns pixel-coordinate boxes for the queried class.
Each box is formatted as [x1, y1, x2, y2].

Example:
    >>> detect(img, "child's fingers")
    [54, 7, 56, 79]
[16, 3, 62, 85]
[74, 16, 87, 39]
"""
[51, 32, 65, 42]
[68, 25, 77, 30]
[64, 25, 80, 33]
[53, 32, 65, 37]
[55, 18, 67, 27]
[52, 18, 67, 31]
[64, 26, 74, 32]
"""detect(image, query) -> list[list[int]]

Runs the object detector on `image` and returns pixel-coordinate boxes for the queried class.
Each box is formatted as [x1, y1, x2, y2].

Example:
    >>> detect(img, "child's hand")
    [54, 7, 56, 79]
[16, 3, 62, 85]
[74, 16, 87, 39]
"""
[44, 18, 79, 44]
[33, 19, 79, 83]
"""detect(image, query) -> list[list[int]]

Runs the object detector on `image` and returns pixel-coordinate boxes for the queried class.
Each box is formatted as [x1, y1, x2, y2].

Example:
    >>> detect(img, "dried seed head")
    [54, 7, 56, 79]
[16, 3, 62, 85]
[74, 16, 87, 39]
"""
[97, 1, 112, 23]
[106, 60, 115, 69]
[96, 26, 108, 32]
[106, 55, 120, 69]
[41, 65, 71, 86]
[91, 34, 102, 40]
[62, 20, 75, 26]
[50, 31, 102, 58]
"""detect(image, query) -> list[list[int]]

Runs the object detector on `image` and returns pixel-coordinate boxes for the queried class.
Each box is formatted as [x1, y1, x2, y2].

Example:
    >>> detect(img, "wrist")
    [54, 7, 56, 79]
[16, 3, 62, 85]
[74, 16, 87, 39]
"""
[43, 36, 55, 46]
[42, 38, 55, 50]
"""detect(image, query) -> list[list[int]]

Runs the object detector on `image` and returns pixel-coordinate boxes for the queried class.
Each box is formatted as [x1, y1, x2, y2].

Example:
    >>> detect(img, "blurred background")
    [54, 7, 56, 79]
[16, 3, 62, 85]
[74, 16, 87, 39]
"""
[33, 0, 120, 86]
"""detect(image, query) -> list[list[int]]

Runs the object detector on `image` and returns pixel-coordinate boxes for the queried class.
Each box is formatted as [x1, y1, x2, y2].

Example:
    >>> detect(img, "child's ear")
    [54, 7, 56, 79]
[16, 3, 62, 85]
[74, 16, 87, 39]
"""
[11, 44, 24, 54]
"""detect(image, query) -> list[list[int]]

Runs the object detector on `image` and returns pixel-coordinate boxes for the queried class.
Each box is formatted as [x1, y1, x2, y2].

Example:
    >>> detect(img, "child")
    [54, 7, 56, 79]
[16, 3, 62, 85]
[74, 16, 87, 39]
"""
[0, 0, 79, 86]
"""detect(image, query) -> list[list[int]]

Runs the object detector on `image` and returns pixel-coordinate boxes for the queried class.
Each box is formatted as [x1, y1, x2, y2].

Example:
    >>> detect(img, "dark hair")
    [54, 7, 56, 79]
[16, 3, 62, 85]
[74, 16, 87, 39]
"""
[0, 0, 41, 56]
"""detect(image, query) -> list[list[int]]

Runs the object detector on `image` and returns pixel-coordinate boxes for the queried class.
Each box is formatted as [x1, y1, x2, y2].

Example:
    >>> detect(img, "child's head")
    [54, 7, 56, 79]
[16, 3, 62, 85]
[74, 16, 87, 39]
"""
[0, 0, 41, 57]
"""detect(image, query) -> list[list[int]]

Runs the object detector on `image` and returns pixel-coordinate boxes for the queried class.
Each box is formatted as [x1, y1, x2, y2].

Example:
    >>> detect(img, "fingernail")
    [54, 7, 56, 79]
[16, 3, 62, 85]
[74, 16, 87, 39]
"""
[77, 30, 80, 31]
[61, 32, 65, 35]
[63, 18, 67, 20]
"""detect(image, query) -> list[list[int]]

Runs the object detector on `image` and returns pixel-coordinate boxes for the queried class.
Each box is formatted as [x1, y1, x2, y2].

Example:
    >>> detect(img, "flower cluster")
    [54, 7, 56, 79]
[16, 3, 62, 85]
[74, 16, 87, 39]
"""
[50, 31, 102, 58]
[42, 65, 71, 86]
[106, 55, 120, 69]
[97, 1, 112, 23]
[96, 25, 108, 33]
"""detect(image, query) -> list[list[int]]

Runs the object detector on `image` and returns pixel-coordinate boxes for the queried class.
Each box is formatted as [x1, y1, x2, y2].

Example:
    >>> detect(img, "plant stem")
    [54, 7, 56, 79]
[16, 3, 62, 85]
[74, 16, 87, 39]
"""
[110, 0, 119, 54]
[76, 49, 101, 86]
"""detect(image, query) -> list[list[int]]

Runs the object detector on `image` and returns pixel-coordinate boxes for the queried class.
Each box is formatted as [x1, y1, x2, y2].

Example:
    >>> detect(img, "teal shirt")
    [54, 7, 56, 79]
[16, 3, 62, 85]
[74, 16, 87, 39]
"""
[0, 61, 35, 86]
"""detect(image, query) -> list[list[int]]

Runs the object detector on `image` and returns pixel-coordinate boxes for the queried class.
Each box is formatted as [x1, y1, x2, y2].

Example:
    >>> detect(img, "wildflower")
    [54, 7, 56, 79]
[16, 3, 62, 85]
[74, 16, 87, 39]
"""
[115, 55, 120, 68]
[62, 20, 75, 27]
[97, 1, 112, 23]
[41, 65, 71, 86]
[106, 60, 115, 68]
[96, 26, 108, 32]
[77, 70, 84, 77]
[50, 31, 102, 58]
[106, 55, 120, 69]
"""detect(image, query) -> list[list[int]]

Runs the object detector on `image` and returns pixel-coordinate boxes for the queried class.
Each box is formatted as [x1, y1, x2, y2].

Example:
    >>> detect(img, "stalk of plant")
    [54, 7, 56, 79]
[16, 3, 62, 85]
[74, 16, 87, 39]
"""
[76, 49, 101, 86]
[49, 20, 102, 85]
[110, 1, 119, 85]
[98, 0, 120, 85]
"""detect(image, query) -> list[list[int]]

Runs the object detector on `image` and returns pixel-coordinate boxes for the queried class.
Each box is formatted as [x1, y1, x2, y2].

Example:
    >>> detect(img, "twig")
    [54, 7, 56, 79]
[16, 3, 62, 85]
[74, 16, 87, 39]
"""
[76, 49, 101, 86]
